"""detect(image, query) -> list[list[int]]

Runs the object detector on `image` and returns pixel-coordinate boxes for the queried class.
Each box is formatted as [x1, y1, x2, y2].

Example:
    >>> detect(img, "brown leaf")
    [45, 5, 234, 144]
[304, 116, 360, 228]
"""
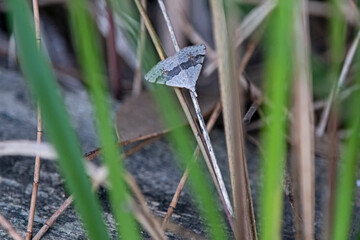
[115, 90, 218, 145]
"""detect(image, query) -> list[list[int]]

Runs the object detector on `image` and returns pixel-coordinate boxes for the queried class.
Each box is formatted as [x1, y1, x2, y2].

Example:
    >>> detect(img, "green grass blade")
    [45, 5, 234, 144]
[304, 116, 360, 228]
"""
[259, 1, 293, 239]
[153, 86, 228, 240]
[327, 0, 352, 238]
[67, 1, 140, 239]
[332, 49, 360, 240]
[5, 1, 110, 239]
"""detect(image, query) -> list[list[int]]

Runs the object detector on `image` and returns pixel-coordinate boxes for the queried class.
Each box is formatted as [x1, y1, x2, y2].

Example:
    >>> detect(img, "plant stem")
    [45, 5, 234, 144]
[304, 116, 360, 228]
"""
[0, 213, 22, 240]
[27, 0, 43, 239]
[157, 0, 234, 223]
[162, 101, 222, 229]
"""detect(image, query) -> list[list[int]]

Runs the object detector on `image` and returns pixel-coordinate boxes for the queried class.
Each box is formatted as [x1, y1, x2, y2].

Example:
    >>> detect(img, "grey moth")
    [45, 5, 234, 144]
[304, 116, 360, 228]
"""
[144, 44, 206, 93]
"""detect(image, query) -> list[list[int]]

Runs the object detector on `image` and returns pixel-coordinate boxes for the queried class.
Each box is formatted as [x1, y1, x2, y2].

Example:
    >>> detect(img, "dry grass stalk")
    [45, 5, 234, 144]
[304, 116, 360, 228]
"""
[125, 174, 166, 240]
[238, 0, 359, 24]
[209, 0, 256, 239]
[321, 107, 339, 240]
[0, 140, 56, 159]
[313, 84, 359, 111]
[183, 19, 265, 118]
[162, 101, 222, 229]
[316, 31, 360, 137]
[203, 0, 276, 78]
[159, 0, 188, 54]
[0, 213, 23, 240]
[84, 162, 167, 240]
[134, 0, 235, 230]
[178, 21, 217, 77]
[238, 32, 265, 124]
[157, 0, 235, 228]
[132, 0, 146, 96]
[291, 0, 315, 239]
[27, 1, 43, 239]
[235, 0, 276, 47]
[176, 12, 216, 60]
[32, 196, 74, 240]
[157, 0, 234, 226]
[106, 9, 121, 98]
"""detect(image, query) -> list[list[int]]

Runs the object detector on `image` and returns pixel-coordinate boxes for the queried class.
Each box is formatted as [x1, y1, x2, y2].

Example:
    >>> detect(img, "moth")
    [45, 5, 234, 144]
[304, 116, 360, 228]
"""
[144, 44, 206, 94]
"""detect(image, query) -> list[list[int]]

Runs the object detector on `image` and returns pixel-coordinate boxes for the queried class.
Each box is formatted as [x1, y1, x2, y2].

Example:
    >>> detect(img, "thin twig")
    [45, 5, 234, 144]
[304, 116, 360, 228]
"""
[85, 161, 167, 240]
[243, 104, 258, 125]
[32, 196, 74, 240]
[134, 0, 235, 230]
[162, 101, 222, 229]
[84, 163, 167, 240]
[180, 21, 216, 59]
[0, 213, 23, 240]
[27, 0, 43, 239]
[238, 33, 264, 125]
[316, 30, 360, 136]
[238, 29, 264, 77]
[125, 174, 166, 240]
[313, 84, 359, 111]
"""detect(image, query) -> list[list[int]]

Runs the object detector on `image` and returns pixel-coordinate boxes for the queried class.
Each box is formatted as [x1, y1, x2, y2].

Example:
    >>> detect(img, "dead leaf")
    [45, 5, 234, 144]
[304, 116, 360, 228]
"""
[115, 90, 218, 145]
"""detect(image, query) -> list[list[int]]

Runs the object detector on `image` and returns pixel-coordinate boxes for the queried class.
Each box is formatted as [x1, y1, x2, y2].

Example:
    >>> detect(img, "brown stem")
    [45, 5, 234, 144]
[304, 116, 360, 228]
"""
[27, 1, 42, 236]
[32, 196, 74, 240]
[0, 213, 23, 240]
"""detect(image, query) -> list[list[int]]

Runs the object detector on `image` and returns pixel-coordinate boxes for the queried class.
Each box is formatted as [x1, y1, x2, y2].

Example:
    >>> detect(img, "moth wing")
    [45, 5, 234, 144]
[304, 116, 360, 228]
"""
[165, 45, 205, 91]
[144, 55, 177, 84]
[145, 44, 206, 92]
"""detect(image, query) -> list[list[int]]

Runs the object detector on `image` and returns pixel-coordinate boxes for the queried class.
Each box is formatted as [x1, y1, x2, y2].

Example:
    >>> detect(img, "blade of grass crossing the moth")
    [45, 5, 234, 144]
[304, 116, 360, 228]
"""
[68, 0, 140, 239]
[5, 1, 110, 239]
[259, 0, 293, 239]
